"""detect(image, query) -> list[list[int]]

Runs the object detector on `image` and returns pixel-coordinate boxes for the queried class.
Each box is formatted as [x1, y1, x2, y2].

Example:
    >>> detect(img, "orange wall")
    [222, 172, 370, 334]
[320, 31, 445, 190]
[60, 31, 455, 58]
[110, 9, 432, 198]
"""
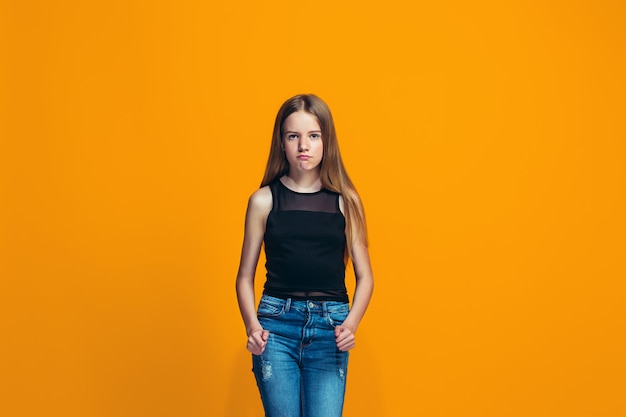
[1, 1, 625, 416]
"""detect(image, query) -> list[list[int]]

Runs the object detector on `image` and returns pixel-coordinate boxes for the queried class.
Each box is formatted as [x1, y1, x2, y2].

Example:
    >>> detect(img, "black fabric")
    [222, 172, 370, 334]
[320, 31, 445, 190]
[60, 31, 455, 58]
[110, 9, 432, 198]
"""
[263, 179, 348, 302]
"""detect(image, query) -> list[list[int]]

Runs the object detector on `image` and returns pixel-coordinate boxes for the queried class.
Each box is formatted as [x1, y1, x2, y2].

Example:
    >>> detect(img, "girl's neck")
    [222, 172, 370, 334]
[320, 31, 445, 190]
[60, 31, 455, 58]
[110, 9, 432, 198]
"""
[282, 171, 322, 193]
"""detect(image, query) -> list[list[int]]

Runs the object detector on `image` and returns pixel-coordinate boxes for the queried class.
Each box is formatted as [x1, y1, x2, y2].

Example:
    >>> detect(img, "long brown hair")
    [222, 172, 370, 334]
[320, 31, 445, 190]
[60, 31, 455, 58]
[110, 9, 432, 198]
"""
[260, 94, 368, 257]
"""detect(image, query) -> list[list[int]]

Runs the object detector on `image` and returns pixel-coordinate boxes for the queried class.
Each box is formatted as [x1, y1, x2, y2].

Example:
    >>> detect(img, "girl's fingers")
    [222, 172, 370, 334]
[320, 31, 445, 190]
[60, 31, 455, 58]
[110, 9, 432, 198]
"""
[247, 329, 269, 355]
[335, 326, 355, 351]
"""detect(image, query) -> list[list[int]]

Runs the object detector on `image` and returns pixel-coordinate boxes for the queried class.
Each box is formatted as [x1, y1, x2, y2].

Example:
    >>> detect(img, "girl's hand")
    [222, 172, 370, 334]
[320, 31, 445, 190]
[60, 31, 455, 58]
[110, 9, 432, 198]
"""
[247, 329, 270, 355]
[334, 326, 356, 351]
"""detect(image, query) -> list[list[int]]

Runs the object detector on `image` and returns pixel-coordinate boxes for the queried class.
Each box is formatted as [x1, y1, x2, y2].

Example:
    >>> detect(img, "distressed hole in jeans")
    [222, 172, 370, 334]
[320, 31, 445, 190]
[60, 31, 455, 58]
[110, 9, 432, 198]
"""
[338, 367, 345, 380]
[261, 360, 273, 381]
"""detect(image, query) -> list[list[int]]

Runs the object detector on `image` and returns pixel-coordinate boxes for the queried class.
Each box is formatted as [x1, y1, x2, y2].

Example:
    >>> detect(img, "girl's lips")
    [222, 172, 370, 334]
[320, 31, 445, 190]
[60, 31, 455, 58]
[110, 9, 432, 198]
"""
[297, 155, 311, 159]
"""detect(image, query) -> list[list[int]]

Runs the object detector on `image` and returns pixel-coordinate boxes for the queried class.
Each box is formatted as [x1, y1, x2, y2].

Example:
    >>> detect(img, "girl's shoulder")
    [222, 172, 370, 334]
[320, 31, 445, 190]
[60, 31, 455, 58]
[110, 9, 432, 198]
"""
[248, 185, 272, 214]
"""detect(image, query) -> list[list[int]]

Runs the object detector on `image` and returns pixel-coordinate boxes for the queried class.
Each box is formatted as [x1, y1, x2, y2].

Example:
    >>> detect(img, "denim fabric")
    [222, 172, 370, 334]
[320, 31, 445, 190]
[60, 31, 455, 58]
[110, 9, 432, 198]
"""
[252, 294, 350, 417]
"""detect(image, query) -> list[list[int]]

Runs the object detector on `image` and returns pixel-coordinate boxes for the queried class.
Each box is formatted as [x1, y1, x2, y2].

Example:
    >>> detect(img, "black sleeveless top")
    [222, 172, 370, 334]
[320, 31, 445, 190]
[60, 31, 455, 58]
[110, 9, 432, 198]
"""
[263, 179, 348, 302]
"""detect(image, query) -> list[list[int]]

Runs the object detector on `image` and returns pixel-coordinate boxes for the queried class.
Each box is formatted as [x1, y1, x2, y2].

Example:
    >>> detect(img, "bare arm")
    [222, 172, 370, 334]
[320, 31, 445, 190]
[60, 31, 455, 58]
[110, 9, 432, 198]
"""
[342, 240, 374, 333]
[235, 186, 272, 354]
[335, 195, 375, 351]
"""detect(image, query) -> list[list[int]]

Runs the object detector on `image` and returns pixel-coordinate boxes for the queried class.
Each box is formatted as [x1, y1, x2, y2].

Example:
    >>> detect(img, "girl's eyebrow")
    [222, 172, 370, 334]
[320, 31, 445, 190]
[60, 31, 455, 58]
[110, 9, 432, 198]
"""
[284, 130, 322, 134]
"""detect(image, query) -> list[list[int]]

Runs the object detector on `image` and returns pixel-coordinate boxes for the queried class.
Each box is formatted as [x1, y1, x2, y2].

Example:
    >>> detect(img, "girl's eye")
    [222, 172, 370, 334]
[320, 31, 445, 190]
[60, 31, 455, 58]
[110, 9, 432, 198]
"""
[287, 134, 298, 140]
[311, 133, 320, 139]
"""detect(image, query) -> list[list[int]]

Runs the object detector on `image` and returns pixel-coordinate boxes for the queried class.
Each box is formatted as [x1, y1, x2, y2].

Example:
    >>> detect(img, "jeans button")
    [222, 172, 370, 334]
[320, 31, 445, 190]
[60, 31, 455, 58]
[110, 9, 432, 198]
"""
[308, 302, 315, 308]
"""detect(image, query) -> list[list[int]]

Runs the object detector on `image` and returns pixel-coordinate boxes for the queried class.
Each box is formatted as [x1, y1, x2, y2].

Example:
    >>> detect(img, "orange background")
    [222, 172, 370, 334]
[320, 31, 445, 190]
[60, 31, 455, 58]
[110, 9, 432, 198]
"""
[1, 1, 625, 416]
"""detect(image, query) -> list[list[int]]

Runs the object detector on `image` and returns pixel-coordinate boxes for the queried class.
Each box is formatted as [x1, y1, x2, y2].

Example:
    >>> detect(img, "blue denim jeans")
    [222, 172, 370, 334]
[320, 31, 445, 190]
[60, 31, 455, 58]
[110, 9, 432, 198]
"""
[252, 294, 350, 417]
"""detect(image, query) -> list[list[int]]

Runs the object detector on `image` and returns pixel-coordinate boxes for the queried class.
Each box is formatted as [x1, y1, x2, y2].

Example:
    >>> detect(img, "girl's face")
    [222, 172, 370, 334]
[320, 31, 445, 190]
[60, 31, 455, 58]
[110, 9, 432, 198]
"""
[282, 111, 323, 174]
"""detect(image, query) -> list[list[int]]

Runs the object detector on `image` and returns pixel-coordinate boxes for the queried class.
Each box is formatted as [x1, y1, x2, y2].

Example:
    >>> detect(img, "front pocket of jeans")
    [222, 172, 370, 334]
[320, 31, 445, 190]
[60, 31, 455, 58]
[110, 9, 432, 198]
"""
[257, 299, 285, 318]
[326, 309, 349, 327]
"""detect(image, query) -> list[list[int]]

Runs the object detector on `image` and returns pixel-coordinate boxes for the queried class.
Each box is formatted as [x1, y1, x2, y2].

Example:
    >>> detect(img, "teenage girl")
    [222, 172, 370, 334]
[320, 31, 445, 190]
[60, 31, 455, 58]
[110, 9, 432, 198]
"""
[236, 94, 374, 417]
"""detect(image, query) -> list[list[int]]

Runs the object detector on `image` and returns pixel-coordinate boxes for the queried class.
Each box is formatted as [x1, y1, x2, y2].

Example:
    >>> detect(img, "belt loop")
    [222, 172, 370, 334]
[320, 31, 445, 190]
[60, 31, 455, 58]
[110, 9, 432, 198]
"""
[322, 301, 328, 316]
[285, 298, 291, 312]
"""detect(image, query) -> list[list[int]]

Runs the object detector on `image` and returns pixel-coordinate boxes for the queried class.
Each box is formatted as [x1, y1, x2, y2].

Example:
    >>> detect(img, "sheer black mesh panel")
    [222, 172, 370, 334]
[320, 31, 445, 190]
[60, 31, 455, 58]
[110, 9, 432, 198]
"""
[271, 180, 340, 214]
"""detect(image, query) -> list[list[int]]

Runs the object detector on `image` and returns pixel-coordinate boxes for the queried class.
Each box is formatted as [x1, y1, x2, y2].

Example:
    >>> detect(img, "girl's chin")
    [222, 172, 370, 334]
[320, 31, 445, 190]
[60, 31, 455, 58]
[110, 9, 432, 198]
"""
[296, 165, 321, 172]
[289, 161, 320, 171]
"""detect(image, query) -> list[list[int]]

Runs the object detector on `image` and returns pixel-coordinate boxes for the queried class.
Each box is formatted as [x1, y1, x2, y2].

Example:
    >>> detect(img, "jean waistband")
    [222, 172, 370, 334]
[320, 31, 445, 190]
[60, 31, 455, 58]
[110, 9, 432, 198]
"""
[261, 294, 349, 314]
